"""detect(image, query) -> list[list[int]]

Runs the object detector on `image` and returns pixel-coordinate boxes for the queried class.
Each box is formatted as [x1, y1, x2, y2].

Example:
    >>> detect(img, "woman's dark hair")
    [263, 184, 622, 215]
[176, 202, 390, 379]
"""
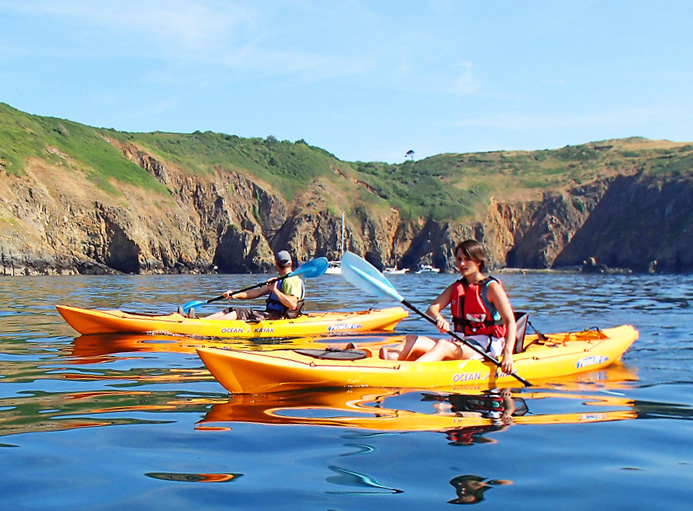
[454, 239, 489, 272]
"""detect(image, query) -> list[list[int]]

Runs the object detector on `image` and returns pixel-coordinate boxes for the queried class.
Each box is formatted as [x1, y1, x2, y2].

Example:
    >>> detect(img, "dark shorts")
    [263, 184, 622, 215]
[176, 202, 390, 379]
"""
[223, 306, 282, 322]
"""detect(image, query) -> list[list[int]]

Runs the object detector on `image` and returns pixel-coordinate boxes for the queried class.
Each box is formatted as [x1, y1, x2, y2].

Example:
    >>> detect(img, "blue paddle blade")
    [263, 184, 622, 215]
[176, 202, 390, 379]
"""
[182, 300, 206, 312]
[292, 257, 328, 279]
[341, 252, 404, 302]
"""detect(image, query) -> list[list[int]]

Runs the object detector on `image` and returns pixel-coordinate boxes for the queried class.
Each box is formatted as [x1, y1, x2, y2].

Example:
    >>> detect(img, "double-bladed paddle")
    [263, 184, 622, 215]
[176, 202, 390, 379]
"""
[180, 257, 329, 313]
[340, 251, 532, 387]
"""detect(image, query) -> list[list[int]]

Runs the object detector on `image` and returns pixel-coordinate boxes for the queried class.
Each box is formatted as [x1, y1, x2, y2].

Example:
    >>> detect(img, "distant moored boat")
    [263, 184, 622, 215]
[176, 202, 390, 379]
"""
[415, 264, 440, 274]
[383, 267, 409, 274]
[325, 260, 342, 274]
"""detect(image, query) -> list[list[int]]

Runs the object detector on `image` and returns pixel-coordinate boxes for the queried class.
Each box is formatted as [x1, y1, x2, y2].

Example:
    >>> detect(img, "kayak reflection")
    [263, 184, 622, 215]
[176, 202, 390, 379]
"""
[69, 332, 279, 361]
[69, 332, 393, 361]
[197, 366, 640, 437]
[145, 472, 241, 483]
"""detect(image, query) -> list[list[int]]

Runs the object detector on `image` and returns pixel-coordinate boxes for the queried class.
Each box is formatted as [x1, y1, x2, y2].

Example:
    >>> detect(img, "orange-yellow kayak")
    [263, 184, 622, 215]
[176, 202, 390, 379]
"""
[56, 304, 408, 338]
[197, 324, 638, 393]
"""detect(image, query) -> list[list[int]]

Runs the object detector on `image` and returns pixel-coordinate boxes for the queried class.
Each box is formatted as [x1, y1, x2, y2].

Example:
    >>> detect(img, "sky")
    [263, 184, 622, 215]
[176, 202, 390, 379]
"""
[1, 0, 691, 163]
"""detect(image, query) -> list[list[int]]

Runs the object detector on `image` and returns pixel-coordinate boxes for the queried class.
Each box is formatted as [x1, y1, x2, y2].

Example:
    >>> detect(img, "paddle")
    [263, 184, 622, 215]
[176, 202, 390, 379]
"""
[340, 252, 532, 387]
[181, 257, 329, 313]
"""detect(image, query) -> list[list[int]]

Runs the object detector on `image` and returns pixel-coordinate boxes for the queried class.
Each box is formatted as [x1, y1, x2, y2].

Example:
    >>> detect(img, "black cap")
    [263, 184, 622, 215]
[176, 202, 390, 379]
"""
[275, 250, 292, 267]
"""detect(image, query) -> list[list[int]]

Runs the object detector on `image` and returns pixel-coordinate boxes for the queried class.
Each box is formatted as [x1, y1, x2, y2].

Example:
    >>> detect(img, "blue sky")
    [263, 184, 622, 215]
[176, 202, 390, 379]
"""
[1, 1, 691, 163]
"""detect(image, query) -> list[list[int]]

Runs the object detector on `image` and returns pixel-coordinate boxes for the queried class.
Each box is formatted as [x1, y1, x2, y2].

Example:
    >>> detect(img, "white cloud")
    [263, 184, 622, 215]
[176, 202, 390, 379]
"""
[2, 0, 256, 51]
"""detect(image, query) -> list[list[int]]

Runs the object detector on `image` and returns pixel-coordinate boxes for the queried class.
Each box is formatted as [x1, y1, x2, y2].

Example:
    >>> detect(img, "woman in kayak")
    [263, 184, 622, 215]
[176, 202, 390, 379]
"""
[380, 239, 516, 374]
[205, 250, 305, 321]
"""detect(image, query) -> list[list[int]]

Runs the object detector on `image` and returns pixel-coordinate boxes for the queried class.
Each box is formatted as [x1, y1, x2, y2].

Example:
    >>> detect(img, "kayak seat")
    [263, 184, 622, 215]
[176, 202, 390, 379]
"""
[294, 348, 369, 360]
[512, 311, 529, 354]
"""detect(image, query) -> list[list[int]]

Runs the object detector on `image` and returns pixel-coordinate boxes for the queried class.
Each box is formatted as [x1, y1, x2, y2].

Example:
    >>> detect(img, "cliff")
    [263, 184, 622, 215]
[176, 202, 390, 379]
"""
[1, 104, 691, 275]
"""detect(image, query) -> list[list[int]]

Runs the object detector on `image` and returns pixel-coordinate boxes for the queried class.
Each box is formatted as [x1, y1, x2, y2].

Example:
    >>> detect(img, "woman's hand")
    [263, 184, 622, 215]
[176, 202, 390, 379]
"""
[223, 290, 236, 300]
[500, 350, 514, 375]
[434, 315, 450, 333]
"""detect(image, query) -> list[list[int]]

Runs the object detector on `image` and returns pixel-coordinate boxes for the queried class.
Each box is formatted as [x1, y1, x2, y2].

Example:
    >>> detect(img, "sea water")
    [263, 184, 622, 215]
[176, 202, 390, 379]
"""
[0, 272, 692, 510]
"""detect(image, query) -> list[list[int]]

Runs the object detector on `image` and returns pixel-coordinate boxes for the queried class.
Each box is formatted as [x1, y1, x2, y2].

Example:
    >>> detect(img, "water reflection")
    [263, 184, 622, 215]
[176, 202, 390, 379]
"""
[196, 380, 644, 504]
[5, 377, 692, 441]
[69, 333, 276, 360]
[145, 472, 242, 483]
[448, 475, 512, 505]
[197, 371, 641, 436]
[325, 465, 403, 495]
[68, 332, 397, 358]
[0, 389, 214, 437]
[422, 388, 528, 445]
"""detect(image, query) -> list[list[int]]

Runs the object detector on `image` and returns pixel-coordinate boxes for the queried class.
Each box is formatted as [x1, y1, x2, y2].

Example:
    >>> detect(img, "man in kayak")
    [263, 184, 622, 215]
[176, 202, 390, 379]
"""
[205, 250, 305, 321]
[380, 239, 516, 374]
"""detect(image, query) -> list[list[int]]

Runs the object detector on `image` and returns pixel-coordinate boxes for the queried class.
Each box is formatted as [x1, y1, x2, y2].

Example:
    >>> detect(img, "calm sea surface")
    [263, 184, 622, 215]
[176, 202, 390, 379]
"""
[1, 272, 692, 510]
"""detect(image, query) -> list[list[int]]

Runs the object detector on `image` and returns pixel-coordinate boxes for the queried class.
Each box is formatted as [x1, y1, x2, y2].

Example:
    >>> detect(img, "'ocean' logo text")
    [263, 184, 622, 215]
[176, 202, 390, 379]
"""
[220, 328, 247, 334]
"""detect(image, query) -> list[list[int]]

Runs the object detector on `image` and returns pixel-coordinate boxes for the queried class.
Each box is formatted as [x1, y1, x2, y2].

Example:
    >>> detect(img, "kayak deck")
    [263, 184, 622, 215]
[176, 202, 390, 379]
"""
[56, 304, 408, 339]
[197, 324, 639, 393]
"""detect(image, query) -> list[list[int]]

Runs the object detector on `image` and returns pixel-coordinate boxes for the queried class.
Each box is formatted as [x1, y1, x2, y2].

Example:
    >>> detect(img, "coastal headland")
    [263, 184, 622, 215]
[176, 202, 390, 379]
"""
[1, 103, 691, 275]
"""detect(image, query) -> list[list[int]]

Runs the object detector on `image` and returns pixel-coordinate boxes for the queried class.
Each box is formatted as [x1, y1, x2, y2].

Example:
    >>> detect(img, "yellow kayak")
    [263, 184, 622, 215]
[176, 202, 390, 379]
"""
[197, 324, 638, 393]
[56, 304, 408, 338]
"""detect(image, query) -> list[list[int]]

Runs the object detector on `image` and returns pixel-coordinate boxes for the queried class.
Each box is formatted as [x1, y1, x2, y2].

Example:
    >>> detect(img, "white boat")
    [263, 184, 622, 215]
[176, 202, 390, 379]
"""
[383, 267, 409, 274]
[325, 260, 342, 274]
[415, 264, 440, 274]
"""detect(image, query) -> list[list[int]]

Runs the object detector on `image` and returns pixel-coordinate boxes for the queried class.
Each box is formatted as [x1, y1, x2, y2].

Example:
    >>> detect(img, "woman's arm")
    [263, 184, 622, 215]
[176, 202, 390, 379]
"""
[426, 283, 455, 333]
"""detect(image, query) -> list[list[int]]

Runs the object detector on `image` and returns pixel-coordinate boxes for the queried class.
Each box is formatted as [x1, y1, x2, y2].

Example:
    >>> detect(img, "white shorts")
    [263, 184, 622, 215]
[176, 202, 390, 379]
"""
[453, 334, 504, 359]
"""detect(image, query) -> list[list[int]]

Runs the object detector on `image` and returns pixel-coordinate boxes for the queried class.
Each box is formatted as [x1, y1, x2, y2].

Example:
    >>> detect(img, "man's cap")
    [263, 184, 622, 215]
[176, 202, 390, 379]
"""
[275, 250, 292, 267]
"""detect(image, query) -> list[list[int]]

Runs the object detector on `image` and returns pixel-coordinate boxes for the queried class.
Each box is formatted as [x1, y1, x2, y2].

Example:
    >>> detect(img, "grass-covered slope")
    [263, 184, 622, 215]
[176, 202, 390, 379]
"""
[1, 102, 691, 222]
[105, 130, 353, 202]
[0, 103, 167, 196]
[352, 138, 693, 221]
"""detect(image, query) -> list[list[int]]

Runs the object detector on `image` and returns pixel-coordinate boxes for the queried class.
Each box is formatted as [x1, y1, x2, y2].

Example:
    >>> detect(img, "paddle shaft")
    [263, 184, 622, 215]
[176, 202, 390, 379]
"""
[202, 274, 288, 306]
[401, 299, 532, 387]
[182, 257, 327, 313]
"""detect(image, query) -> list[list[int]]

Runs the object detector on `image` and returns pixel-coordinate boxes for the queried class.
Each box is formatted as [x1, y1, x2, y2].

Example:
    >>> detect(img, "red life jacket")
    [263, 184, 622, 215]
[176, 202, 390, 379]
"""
[450, 277, 506, 338]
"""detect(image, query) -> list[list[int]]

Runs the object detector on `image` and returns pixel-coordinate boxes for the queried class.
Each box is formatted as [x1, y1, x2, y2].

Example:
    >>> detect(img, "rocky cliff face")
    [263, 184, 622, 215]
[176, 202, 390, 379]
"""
[0, 140, 691, 275]
[553, 174, 693, 272]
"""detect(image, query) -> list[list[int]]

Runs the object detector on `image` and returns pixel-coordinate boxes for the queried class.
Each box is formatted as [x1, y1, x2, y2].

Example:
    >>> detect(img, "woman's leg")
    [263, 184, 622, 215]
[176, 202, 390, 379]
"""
[381, 334, 437, 360]
[416, 338, 464, 362]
